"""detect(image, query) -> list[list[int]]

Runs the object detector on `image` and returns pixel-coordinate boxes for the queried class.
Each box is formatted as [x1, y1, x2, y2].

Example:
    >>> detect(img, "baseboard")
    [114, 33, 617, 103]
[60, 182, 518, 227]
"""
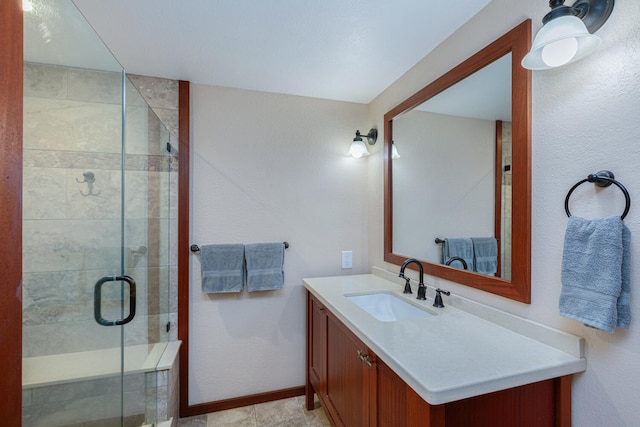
[183, 385, 305, 417]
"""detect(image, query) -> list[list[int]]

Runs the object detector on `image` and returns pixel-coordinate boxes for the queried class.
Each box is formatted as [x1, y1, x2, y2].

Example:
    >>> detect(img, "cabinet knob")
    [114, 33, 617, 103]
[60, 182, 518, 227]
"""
[317, 306, 324, 313]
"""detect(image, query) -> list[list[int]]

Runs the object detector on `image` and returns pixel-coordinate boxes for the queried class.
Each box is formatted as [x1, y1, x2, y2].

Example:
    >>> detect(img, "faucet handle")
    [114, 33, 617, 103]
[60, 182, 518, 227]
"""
[433, 288, 450, 308]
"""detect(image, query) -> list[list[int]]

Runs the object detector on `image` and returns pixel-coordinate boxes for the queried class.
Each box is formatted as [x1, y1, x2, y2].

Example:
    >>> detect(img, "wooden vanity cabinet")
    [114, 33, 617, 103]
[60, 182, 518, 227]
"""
[325, 312, 374, 427]
[377, 357, 445, 427]
[379, 359, 570, 427]
[307, 294, 327, 398]
[305, 291, 572, 427]
[307, 293, 372, 426]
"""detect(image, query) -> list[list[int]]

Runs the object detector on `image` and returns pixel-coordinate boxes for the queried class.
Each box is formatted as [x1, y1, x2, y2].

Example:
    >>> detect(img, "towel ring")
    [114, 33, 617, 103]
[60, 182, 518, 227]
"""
[564, 170, 630, 220]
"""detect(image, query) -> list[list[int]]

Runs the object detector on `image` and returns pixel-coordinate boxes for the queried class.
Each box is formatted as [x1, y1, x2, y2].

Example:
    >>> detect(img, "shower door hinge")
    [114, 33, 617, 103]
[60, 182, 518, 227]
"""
[166, 322, 171, 333]
[166, 142, 178, 157]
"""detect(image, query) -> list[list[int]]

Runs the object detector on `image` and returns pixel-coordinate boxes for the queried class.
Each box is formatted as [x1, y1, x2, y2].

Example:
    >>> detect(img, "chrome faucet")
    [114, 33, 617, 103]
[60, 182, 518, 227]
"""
[398, 258, 427, 300]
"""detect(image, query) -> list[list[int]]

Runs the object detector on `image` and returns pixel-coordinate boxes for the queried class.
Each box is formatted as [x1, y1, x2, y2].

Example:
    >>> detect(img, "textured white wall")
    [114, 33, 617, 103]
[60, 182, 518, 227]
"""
[189, 85, 369, 403]
[368, 1, 640, 425]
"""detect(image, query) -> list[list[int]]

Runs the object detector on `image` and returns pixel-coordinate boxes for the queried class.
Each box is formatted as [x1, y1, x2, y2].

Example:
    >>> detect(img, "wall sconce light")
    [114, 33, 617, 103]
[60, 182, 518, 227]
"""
[391, 142, 400, 159]
[521, 0, 614, 70]
[348, 129, 377, 158]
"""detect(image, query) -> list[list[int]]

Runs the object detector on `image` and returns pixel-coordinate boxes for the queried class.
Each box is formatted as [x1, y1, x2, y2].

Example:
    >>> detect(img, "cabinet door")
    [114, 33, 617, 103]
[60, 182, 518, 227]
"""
[326, 313, 373, 427]
[377, 357, 446, 427]
[376, 358, 406, 426]
[308, 294, 327, 397]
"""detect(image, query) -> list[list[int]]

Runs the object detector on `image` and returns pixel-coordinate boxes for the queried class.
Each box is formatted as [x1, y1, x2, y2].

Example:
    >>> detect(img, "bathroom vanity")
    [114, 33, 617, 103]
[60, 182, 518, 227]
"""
[304, 271, 586, 427]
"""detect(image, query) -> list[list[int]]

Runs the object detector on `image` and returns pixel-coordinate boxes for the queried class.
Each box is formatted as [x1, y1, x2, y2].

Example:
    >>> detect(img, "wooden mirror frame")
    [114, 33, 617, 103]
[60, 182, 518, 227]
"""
[384, 20, 532, 303]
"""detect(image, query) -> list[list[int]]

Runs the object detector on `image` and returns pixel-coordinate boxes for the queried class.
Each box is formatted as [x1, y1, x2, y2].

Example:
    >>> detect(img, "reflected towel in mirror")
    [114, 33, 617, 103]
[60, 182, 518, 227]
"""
[443, 238, 474, 271]
[471, 237, 498, 275]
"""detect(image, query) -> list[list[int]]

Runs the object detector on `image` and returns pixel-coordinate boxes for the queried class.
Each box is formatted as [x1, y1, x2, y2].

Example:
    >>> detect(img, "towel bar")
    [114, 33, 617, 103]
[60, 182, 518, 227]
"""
[565, 170, 630, 220]
[191, 242, 290, 253]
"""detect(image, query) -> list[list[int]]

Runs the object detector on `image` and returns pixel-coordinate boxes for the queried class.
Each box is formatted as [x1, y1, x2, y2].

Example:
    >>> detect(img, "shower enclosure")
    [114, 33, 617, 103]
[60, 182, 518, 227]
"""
[22, 1, 177, 426]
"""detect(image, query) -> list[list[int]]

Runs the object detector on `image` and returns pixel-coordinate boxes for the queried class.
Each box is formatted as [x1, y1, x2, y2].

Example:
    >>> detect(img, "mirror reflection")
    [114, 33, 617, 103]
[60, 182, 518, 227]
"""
[384, 20, 531, 303]
[392, 54, 512, 279]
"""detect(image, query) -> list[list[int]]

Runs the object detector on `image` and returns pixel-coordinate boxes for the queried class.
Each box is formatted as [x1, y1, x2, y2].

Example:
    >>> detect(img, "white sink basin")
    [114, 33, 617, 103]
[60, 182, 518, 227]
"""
[345, 292, 434, 322]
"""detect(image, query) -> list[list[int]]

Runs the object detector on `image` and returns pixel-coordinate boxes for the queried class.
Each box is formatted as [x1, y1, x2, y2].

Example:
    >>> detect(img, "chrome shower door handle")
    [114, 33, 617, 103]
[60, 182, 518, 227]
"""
[94, 275, 137, 326]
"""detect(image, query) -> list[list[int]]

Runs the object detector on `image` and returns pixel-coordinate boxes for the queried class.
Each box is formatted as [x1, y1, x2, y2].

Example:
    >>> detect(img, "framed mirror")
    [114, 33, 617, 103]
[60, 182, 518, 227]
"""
[384, 20, 532, 303]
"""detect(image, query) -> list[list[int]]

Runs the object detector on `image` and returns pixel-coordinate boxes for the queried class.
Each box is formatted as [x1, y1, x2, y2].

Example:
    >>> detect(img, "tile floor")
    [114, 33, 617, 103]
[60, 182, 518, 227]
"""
[177, 395, 331, 427]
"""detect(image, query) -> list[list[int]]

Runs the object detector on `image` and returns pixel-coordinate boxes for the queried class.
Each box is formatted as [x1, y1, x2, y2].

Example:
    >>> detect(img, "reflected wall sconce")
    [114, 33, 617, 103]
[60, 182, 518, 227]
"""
[391, 141, 400, 159]
[521, 0, 614, 70]
[348, 129, 377, 158]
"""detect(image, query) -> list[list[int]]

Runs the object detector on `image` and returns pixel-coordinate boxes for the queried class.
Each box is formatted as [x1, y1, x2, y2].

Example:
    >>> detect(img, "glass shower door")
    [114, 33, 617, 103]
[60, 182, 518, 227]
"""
[22, 1, 171, 426]
[121, 75, 174, 425]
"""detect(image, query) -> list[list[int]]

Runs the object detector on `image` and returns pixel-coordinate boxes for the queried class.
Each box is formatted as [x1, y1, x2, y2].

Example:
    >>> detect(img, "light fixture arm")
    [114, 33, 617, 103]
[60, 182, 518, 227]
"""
[542, 0, 614, 33]
[542, 1, 577, 24]
[354, 128, 378, 145]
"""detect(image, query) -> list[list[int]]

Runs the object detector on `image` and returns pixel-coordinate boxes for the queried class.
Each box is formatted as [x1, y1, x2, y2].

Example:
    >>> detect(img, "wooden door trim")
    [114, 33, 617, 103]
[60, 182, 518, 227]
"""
[0, 0, 24, 424]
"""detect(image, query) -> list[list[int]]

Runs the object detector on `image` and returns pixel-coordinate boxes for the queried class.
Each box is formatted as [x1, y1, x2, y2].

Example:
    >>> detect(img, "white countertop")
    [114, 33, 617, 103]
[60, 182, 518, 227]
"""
[303, 272, 587, 405]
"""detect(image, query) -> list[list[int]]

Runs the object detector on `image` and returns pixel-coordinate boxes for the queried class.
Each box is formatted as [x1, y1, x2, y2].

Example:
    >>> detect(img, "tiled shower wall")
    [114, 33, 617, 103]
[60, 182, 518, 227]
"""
[22, 63, 179, 357]
[23, 373, 147, 427]
[501, 121, 512, 280]
[128, 73, 180, 344]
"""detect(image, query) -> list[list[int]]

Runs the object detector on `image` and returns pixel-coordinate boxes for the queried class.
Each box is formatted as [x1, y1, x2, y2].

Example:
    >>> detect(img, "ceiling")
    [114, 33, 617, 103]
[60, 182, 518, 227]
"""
[66, 0, 491, 104]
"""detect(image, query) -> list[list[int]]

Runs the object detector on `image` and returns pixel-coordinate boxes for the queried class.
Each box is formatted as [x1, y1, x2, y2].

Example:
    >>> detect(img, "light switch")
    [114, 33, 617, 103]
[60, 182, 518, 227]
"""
[342, 251, 353, 269]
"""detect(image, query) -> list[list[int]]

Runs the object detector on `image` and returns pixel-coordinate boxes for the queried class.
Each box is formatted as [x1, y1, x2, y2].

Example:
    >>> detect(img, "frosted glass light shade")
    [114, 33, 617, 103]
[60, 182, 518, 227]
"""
[522, 15, 600, 70]
[348, 140, 370, 158]
[391, 143, 400, 159]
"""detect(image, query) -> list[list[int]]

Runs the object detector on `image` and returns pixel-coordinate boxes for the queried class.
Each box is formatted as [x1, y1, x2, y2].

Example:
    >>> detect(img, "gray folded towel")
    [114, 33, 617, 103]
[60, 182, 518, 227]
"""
[617, 223, 631, 329]
[200, 244, 245, 293]
[245, 242, 285, 292]
[559, 216, 631, 332]
[443, 238, 474, 271]
[471, 237, 498, 275]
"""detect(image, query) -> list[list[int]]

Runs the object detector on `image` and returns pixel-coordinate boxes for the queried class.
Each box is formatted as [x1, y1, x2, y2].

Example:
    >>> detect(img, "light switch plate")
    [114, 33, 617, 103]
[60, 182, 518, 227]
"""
[342, 251, 353, 269]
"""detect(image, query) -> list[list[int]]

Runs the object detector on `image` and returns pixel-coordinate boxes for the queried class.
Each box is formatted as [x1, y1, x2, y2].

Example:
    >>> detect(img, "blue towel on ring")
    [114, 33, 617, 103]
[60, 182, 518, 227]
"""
[559, 216, 631, 332]
[245, 242, 285, 292]
[618, 224, 631, 329]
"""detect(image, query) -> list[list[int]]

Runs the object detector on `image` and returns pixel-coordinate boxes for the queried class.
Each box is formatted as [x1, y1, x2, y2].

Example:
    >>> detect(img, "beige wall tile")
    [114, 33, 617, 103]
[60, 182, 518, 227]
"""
[24, 62, 68, 99]
[23, 167, 67, 219]
[24, 97, 122, 153]
[128, 75, 179, 110]
[67, 68, 122, 104]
